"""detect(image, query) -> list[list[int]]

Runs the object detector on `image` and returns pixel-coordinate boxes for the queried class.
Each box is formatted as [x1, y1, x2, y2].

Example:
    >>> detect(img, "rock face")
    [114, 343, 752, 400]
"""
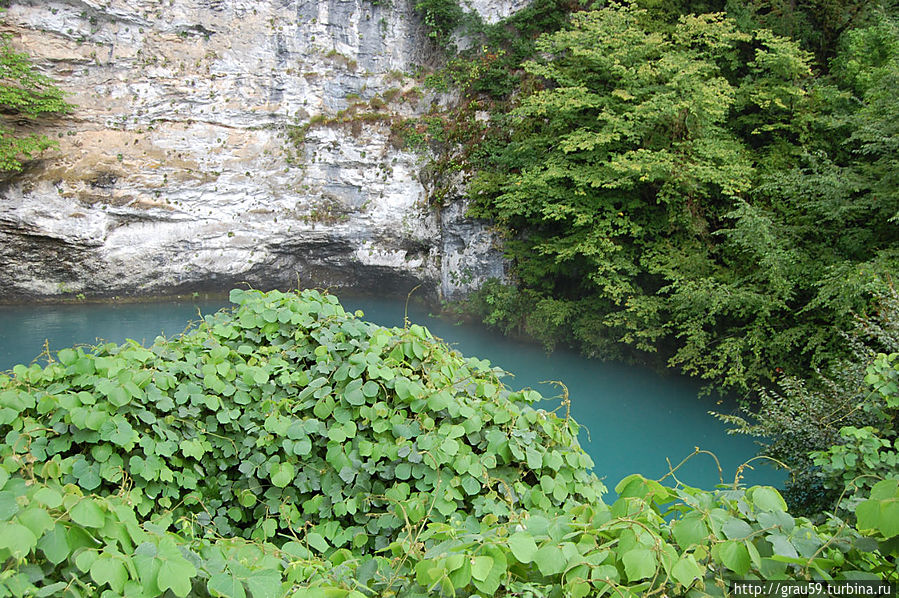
[0, 0, 508, 301]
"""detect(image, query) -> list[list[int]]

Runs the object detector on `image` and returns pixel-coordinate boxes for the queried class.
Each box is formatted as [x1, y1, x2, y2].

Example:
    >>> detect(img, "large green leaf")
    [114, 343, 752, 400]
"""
[508, 532, 538, 564]
[0, 491, 20, 521]
[90, 555, 129, 593]
[247, 570, 282, 598]
[672, 514, 708, 548]
[70, 499, 106, 528]
[0, 522, 37, 558]
[622, 548, 656, 581]
[269, 461, 295, 488]
[717, 540, 751, 575]
[856, 479, 899, 539]
[208, 572, 247, 598]
[750, 487, 788, 512]
[722, 518, 754, 540]
[156, 555, 196, 597]
[671, 554, 703, 587]
[306, 532, 329, 553]
[37, 523, 70, 565]
[534, 544, 566, 576]
[471, 555, 493, 581]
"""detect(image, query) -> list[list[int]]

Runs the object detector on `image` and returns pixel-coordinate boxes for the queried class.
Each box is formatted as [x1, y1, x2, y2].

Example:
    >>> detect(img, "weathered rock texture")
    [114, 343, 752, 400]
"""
[0, 0, 509, 301]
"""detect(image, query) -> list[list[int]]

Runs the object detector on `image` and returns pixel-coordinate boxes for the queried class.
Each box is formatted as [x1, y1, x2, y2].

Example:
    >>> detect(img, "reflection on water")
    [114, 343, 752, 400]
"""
[0, 292, 782, 494]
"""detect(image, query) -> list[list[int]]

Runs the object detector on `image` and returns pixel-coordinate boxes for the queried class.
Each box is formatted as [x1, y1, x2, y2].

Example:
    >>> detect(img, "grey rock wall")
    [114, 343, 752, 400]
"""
[0, 0, 511, 301]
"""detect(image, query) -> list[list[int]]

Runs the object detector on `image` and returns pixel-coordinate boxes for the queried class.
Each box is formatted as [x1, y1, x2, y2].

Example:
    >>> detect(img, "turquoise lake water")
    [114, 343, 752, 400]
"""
[0, 292, 783, 495]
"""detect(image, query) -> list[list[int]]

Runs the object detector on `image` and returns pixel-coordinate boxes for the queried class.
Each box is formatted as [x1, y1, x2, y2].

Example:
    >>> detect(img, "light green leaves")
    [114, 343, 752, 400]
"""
[508, 532, 538, 563]
[269, 461, 295, 488]
[157, 554, 196, 597]
[0, 522, 37, 559]
[534, 544, 566, 576]
[622, 548, 656, 581]
[17, 507, 53, 539]
[90, 554, 129, 593]
[0, 286, 875, 597]
[672, 513, 708, 549]
[99, 415, 138, 448]
[37, 524, 70, 564]
[427, 390, 452, 411]
[0, 490, 18, 520]
[670, 554, 702, 586]
[247, 570, 282, 598]
[180, 438, 207, 460]
[526, 446, 543, 470]
[306, 532, 329, 553]
[344, 384, 365, 406]
[313, 396, 335, 419]
[716, 540, 751, 576]
[470, 555, 493, 581]
[0, 34, 73, 173]
[70, 498, 105, 528]
[722, 518, 754, 540]
[33, 487, 63, 509]
[749, 486, 788, 512]
[362, 380, 380, 398]
[208, 572, 246, 598]
[96, 379, 132, 407]
[856, 478, 899, 539]
[440, 438, 459, 456]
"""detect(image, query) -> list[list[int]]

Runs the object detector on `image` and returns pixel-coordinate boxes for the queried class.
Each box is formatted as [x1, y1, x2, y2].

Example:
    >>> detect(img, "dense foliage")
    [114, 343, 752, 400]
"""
[2, 288, 602, 549]
[421, 2, 899, 396]
[719, 290, 899, 515]
[1, 0, 897, 592]
[1, 290, 897, 596]
[0, 15, 73, 173]
[420, 0, 899, 520]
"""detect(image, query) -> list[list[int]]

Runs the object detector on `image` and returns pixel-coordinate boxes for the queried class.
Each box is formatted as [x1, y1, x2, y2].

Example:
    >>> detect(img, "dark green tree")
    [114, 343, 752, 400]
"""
[724, 0, 891, 66]
[717, 289, 899, 515]
[468, 4, 848, 391]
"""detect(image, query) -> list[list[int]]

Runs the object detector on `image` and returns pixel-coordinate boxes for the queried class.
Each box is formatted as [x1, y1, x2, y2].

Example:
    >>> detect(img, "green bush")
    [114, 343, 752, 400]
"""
[0, 289, 895, 596]
[1, 288, 602, 547]
[0, 25, 73, 173]
[718, 290, 899, 516]
[414, 0, 465, 49]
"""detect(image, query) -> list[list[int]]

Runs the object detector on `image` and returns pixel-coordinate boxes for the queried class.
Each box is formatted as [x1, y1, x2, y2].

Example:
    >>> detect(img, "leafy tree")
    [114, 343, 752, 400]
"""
[724, 0, 891, 67]
[467, 4, 830, 390]
[0, 23, 73, 173]
[717, 289, 899, 515]
[403, 0, 899, 536]
[464, 3, 899, 395]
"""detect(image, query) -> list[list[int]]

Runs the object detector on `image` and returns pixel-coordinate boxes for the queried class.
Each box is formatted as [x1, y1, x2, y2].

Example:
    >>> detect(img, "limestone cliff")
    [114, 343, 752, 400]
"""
[0, 0, 511, 301]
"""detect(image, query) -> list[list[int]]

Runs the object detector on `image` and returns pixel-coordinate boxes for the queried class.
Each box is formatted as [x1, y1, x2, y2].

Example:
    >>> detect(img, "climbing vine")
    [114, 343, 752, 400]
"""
[1, 289, 896, 596]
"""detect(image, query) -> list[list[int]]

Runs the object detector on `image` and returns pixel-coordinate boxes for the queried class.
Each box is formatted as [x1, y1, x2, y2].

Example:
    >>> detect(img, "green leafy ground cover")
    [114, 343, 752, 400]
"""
[1, 289, 897, 596]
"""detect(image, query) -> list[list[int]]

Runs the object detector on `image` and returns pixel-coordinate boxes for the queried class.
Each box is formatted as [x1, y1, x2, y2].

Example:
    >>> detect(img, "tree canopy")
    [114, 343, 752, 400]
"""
[463, 3, 899, 393]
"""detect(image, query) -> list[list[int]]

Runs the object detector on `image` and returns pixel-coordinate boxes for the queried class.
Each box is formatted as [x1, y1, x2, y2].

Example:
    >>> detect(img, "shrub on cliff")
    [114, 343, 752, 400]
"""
[0, 15, 73, 173]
